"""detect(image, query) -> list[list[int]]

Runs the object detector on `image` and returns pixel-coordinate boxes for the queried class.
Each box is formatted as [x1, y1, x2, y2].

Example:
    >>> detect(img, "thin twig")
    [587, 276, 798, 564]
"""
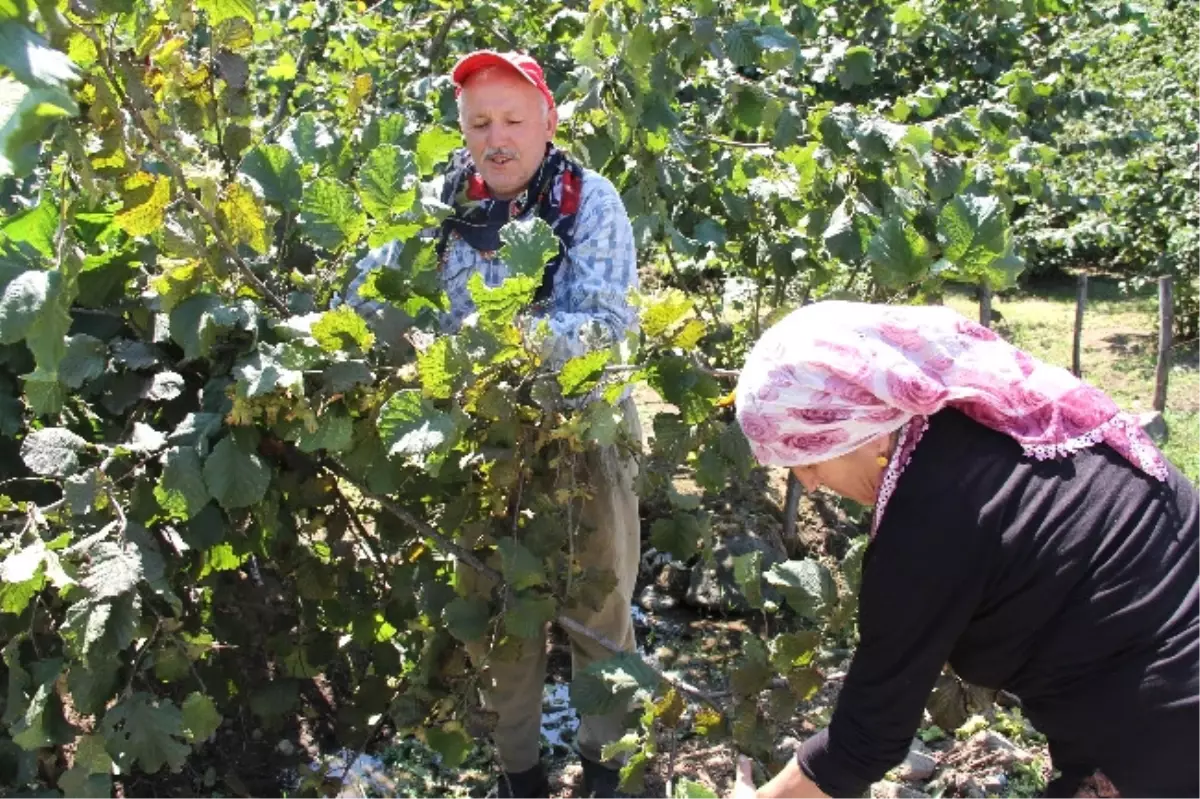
[696, 134, 773, 150]
[334, 486, 386, 569]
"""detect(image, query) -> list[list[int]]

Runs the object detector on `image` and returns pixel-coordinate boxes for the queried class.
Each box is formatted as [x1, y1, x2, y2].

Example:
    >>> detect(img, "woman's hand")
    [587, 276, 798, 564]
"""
[731, 756, 759, 799]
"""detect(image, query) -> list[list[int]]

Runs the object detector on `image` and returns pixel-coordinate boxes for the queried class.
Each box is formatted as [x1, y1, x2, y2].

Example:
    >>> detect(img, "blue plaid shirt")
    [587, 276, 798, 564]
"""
[346, 169, 638, 365]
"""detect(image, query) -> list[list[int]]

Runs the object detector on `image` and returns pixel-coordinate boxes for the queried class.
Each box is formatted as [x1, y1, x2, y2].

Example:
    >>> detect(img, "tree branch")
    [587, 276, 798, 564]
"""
[426, 6, 460, 70]
[319, 457, 726, 712]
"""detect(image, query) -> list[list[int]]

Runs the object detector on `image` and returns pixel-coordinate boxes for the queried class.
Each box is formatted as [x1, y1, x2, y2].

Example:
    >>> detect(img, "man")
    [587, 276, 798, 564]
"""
[347, 51, 641, 798]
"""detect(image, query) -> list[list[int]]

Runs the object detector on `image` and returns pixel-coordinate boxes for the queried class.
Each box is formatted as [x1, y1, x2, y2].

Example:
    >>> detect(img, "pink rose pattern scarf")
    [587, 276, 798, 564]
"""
[735, 302, 1168, 532]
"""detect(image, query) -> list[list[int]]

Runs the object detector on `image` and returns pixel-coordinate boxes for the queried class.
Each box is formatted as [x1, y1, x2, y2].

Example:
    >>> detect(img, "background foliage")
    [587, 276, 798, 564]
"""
[0, 0, 1194, 795]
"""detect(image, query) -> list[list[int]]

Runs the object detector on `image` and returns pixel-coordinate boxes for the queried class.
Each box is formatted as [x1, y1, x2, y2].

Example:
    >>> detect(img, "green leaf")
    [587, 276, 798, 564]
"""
[168, 293, 224, 361]
[199, 542, 247, 578]
[20, 426, 86, 476]
[0, 77, 77, 178]
[0, 560, 43, 614]
[570, 651, 659, 715]
[300, 178, 366, 250]
[72, 733, 114, 774]
[841, 536, 868, 596]
[67, 663, 118, 716]
[503, 593, 556, 639]
[0, 195, 57, 257]
[157, 447, 210, 520]
[425, 725, 473, 768]
[723, 21, 759, 68]
[558, 349, 610, 397]
[620, 751, 650, 795]
[583, 400, 624, 447]
[359, 145, 417, 218]
[102, 692, 191, 774]
[0, 268, 61, 345]
[676, 779, 718, 798]
[81, 540, 143, 600]
[311, 305, 375, 354]
[64, 468, 99, 515]
[321, 360, 373, 392]
[935, 194, 1013, 283]
[764, 559, 837, 621]
[10, 658, 72, 750]
[649, 511, 708, 562]
[58, 767, 110, 798]
[467, 271, 539, 329]
[240, 144, 302, 210]
[499, 216, 558, 279]
[645, 356, 719, 425]
[180, 692, 221, 744]
[867, 217, 934, 288]
[924, 154, 965, 202]
[732, 550, 764, 610]
[59, 334, 106, 388]
[417, 336, 469, 400]
[497, 539, 546, 591]
[232, 344, 303, 397]
[61, 593, 140, 663]
[838, 45, 876, 88]
[196, 0, 255, 25]
[415, 128, 460, 174]
[640, 291, 693, 340]
[823, 196, 876, 263]
[293, 410, 353, 453]
[770, 631, 820, 671]
[443, 595, 490, 643]
[203, 436, 271, 510]
[377, 389, 462, 462]
[0, 21, 80, 91]
[730, 637, 772, 696]
[600, 733, 641, 763]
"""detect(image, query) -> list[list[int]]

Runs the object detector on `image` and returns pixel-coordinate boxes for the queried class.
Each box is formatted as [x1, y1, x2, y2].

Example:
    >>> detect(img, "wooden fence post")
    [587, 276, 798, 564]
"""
[1153, 276, 1174, 413]
[1072, 274, 1088, 378]
[782, 472, 801, 545]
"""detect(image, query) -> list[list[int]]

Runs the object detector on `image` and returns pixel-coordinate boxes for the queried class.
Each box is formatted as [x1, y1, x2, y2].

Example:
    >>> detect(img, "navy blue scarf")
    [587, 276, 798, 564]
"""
[436, 143, 584, 304]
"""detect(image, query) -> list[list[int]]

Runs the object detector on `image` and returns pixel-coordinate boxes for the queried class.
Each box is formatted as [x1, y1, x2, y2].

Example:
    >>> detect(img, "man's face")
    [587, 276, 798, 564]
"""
[458, 67, 557, 201]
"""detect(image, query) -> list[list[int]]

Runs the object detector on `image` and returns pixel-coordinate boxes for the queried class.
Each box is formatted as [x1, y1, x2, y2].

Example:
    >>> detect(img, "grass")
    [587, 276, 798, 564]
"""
[944, 278, 1199, 483]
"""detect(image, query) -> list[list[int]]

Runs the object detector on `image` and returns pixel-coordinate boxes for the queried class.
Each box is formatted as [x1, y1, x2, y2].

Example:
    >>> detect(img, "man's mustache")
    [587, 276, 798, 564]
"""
[483, 147, 519, 161]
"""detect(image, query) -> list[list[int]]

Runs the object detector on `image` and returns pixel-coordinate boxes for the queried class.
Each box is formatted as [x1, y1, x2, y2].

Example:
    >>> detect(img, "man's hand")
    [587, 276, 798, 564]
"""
[732, 756, 759, 799]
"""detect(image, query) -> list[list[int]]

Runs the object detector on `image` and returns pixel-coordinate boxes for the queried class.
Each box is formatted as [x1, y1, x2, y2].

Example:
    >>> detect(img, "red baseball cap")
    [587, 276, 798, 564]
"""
[450, 50, 556, 112]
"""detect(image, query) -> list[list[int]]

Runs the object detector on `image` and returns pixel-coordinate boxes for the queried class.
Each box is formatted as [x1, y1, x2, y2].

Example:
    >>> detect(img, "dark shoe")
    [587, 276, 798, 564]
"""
[581, 757, 637, 798]
[496, 763, 549, 798]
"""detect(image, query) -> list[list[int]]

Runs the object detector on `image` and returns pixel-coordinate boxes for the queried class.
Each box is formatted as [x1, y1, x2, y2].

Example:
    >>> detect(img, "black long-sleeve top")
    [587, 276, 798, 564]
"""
[798, 409, 1199, 797]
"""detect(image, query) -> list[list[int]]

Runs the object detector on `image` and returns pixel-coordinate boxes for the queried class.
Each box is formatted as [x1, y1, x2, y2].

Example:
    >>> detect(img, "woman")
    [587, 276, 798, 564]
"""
[730, 301, 1198, 798]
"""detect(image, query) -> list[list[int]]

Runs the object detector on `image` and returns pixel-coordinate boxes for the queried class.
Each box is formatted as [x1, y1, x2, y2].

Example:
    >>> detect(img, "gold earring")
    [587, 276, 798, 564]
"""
[876, 455, 889, 468]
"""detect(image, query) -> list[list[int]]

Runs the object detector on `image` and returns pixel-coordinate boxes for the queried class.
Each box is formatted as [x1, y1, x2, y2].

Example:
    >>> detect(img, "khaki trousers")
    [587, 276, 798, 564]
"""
[460, 398, 642, 772]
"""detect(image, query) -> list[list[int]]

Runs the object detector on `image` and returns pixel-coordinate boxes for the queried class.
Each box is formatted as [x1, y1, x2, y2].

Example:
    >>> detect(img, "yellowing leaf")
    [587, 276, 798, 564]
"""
[311, 306, 374, 354]
[345, 73, 372, 118]
[197, 0, 256, 25]
[219, 183, 269, 254]
[114, 172, 170, 237]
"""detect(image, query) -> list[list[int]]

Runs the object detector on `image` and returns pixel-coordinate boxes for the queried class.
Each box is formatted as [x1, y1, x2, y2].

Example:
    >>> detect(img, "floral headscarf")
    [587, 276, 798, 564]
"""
[735, 301, 1168, 484]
